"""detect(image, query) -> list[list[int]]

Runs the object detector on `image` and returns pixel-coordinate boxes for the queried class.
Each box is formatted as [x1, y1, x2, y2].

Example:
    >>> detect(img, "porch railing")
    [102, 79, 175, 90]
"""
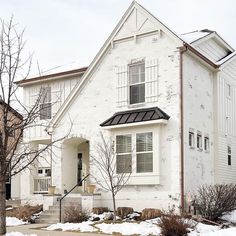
[59, 174, 90, 222]
[33, 176, 51, 193]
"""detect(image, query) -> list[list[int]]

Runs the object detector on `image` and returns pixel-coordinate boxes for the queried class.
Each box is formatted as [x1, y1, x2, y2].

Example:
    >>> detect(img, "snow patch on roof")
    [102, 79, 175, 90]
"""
[181, 30, 212, 44]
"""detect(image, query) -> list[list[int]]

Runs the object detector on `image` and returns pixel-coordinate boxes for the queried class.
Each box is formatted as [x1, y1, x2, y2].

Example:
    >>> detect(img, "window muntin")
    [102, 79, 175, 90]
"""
[228, 145, 231, 166]
[197, 132, 202, 149]
[40, 87, 51, 120]
[136, 132, 153, 173]
[189, 130, 194, 148]
[129, 62, 145, 104]
[116, 135, 132, 173]
[116, 132, 154, 174]
[204, 136, 210, 151]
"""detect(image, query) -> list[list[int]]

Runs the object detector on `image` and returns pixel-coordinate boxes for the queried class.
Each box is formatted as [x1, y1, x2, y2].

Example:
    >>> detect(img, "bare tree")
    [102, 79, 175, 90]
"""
[0, 17, 66, 234]
[90, 133, 131, 222]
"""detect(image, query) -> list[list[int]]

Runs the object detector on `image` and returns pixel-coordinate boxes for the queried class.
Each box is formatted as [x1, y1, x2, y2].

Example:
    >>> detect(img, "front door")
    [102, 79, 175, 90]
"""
[77, 153, 83, 186]
[5, 177, 11, 200]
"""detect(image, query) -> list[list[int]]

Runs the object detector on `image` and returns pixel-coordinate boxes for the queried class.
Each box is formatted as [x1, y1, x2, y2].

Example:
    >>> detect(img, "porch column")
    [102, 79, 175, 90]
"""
[51, 140, 63, 194]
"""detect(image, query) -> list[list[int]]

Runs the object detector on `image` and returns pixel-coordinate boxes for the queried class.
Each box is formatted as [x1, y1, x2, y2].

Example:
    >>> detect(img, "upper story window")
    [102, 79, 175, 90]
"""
[189, 129, 194, 148]
[40, 87, 51, 120]
[129, 61, 145, 104]
[197, 131, 202, 150]
[226, 84, 231, 98]
[204, 135, 210, 152]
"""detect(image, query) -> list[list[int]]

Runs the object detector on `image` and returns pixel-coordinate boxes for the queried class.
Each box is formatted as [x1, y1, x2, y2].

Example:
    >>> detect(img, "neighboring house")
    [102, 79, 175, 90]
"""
[0, 101, 23, 200]
[16, 2, 236, 211]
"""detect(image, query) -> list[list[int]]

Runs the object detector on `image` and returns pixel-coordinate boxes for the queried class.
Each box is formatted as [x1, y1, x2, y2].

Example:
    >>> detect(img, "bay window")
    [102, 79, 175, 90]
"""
[116, 135, 132, 173]
[136, 132, 153, 173]
[116, 132, 153, 174]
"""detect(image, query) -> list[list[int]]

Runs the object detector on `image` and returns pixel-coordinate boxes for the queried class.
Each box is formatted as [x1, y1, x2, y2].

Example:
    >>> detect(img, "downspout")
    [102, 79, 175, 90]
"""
[179, 46, 187, 212]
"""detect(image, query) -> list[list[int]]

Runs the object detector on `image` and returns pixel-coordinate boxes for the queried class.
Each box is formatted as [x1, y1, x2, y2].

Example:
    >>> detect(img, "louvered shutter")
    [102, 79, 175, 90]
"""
[116, 65, 128, 107]
[145, 59, 159, 103]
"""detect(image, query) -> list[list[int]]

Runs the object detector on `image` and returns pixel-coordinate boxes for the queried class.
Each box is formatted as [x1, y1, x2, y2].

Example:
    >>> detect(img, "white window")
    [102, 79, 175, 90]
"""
[129, 61, 145, 104]
[197, 131, 202, 149]
[189, 129, 194, 148]
[228, 145, 231, 166]
[136, 132, 153, 173]
[116, 135, 132, 173]
[204, 136, 210, 152]
[227, 84, 231, 98]
[116, 132, 153, 174]
[40, 87, 51, 120]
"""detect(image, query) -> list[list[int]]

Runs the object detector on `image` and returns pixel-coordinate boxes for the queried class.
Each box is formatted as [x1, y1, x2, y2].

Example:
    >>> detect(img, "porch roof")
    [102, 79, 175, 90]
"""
[100, 107, 170, 127]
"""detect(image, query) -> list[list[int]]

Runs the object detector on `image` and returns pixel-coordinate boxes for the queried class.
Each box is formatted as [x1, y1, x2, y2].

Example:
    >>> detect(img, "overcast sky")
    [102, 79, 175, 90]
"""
[0, 0, 236, 76]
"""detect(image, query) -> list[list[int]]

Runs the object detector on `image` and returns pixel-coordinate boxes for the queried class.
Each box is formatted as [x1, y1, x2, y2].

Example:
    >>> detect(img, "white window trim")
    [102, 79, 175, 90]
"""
[189, 129, 195, 149]
[128, 60, 146, 106]
[197, 131, 203, 151]
[114, 126, 160, 185]
[204, 135, 210, 153]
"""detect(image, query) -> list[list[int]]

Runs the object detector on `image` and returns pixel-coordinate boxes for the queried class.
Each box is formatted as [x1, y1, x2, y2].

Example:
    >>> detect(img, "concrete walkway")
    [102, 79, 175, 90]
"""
[7, 224, 108, 236]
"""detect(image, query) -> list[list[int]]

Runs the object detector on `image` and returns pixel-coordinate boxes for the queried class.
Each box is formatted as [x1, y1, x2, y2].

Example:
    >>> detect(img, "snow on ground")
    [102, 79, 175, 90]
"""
[6, 232, 36, 236]
[96, 222, 161, 236]
[221, 210, 236, 223]
[46, 212, 236, 236]
[46, 221, 97, 232]
[6, 217, 28, 227]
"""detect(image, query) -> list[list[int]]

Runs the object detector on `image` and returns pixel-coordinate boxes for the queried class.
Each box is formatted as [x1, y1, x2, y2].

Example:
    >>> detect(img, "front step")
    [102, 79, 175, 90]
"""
[36, 197, 82, 224]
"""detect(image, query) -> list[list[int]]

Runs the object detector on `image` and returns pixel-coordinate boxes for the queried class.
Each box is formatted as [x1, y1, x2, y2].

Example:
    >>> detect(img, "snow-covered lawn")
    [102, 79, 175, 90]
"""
[45, 213, 236, 236]
[6, 217, 28, 227]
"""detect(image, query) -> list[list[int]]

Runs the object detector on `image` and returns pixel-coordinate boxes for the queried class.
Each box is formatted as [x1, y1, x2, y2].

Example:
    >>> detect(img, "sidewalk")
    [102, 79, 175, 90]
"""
[7, 224, 108, 236]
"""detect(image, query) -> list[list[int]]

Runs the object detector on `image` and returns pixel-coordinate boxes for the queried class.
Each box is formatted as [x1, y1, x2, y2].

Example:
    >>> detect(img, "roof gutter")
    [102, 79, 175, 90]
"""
[183, 43, 219, 69]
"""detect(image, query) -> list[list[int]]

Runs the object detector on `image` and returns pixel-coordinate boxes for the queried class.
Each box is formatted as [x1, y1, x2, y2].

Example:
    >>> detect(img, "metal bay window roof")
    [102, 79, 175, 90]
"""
[100, 107, 170, 127]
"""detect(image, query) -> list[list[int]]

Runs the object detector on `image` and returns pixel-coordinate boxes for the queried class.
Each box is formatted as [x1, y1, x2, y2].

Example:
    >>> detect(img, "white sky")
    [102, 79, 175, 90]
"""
[0, 0, 236, 76]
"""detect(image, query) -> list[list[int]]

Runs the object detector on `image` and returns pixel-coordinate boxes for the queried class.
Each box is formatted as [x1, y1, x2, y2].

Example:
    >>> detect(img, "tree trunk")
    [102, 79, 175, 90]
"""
[0, 177, 6, 235]
[112, 191, 116, 223]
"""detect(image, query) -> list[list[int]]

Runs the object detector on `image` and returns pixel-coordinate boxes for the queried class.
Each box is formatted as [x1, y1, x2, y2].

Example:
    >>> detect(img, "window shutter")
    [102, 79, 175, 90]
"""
[145, 59, 159, 103]
[116, 65, 128, 107]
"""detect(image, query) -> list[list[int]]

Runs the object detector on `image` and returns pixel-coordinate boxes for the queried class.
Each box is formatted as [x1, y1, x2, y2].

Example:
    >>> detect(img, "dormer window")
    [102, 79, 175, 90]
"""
[40, 87, 51, 120]
[129, 61, 145, 104]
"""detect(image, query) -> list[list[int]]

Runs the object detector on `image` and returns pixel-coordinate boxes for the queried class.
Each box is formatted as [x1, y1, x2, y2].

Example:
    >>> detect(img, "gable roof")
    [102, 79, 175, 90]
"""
[100, 107, 170, 127]
[0, 100, 23, 120]
[48, 1, 232, 130]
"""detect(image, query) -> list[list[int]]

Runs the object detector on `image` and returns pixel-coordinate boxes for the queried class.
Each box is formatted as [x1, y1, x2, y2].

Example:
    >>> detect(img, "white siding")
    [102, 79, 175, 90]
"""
[183, 53, 215, 193]
[194, 38, 230, 63]
[23, 75, 83, 141]
[216, 58, 236, 183]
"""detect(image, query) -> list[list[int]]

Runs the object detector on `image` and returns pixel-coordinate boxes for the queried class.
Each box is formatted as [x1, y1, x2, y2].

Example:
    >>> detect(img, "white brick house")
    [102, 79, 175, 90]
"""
[15, 2, 236, 211]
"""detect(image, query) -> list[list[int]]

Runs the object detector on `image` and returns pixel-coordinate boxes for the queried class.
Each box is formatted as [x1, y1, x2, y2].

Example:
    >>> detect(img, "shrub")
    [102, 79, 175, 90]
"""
[141, 208, 162, 220]
[159, 210, 190, 236]
[63, 205, 88, 223]
[194, 184, 236, 220]
[6, 205, 43, 221]
[92, 207, 109, 214]
[117, 207, 134, 219]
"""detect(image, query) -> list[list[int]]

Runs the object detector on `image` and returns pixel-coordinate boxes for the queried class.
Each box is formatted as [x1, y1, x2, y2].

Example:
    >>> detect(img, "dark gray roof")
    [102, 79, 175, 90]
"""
[100, 107, 170, 127]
